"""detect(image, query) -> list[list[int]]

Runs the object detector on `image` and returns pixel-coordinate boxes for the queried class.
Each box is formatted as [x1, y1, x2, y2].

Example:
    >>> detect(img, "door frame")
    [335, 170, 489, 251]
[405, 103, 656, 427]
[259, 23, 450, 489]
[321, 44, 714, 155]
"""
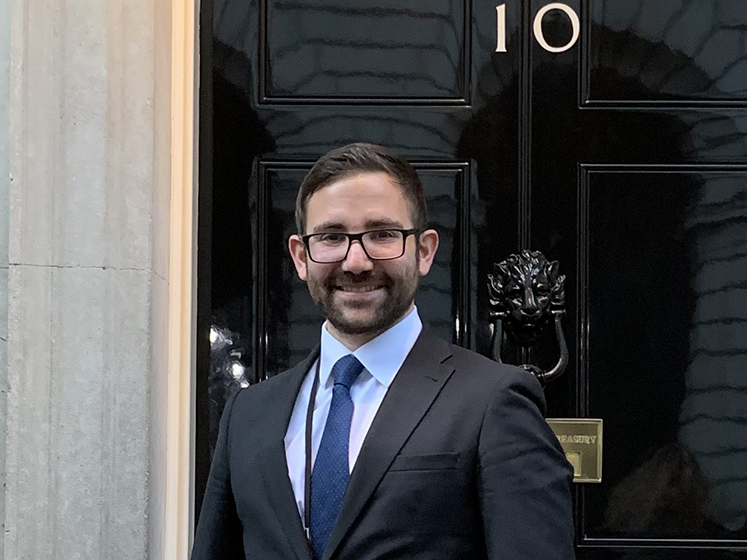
[165, 0, 199, 558]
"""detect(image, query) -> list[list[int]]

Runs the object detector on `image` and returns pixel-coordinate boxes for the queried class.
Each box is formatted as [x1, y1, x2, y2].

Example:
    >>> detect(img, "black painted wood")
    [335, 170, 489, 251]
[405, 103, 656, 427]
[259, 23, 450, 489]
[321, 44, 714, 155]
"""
[197, 0, 747, 555]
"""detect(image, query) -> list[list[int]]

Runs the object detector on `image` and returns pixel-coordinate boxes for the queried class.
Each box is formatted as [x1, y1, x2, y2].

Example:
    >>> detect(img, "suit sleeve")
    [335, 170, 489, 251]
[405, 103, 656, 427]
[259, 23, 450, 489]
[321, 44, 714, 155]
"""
[190, 389, 245, 560]
[478, 367, 576, 560]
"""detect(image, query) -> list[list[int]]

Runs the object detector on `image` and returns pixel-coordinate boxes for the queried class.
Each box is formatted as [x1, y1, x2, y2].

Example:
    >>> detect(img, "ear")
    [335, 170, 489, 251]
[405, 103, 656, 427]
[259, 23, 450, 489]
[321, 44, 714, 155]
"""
[288, 234, 309, 281]
[416, 229, 439, 277]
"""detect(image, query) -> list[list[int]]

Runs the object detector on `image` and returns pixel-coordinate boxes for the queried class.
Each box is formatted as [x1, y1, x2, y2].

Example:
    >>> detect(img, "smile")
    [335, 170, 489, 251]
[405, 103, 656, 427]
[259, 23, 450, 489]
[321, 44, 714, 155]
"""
[336, 285, 383, 293]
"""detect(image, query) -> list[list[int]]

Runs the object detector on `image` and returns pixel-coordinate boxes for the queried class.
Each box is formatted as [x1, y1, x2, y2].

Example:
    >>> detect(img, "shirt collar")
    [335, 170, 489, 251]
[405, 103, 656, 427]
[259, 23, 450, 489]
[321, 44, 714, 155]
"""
[319, 306, 423, 389]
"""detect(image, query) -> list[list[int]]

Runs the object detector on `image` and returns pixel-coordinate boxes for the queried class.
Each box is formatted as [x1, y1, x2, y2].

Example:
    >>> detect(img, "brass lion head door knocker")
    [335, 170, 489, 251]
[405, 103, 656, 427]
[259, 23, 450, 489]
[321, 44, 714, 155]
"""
[487, 250, 568, 385]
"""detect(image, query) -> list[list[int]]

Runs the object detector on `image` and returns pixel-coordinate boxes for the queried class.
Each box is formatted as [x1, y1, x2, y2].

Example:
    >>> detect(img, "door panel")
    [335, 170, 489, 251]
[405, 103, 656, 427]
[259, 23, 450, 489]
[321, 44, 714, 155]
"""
[264, 0, 469, 101]
[586, 0, 746, 103]
[198, 0, 747, 556]
[582, 168, 747, 540]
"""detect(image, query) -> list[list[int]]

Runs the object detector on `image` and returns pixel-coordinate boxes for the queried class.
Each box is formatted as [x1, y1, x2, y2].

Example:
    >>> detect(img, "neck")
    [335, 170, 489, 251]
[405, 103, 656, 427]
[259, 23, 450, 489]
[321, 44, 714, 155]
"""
[327, 327, 383, 351]
[327, 304, 414, 351]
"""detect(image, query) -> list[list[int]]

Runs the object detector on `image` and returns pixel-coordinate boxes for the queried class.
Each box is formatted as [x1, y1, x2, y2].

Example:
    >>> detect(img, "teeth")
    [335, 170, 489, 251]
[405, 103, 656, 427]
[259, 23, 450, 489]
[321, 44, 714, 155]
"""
[339, 286, 380, 293]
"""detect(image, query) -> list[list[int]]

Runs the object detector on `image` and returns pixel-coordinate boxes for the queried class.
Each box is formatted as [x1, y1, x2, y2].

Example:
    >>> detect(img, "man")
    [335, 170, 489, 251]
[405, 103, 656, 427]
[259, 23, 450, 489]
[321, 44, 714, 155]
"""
[191, 143, 575, 560]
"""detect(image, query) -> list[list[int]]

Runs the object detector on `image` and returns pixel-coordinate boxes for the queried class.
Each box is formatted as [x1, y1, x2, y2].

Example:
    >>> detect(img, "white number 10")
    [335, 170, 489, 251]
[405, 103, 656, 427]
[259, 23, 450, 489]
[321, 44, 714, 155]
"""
[496, 3, 580, 53]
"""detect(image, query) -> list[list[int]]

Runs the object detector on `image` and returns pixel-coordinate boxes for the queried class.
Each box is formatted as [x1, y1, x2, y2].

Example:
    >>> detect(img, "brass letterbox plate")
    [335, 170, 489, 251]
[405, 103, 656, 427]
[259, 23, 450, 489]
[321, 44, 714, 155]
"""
[547, 418, 603, 483]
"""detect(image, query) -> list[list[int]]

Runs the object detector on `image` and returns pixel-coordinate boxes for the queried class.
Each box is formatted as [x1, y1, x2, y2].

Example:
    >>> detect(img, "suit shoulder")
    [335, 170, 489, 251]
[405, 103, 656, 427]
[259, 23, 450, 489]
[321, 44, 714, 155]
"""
[445, 343, 539, 388]
[442, 343, 548, 419]
[446, 342, 516, 375]
[234, 367, 300, 403]
[224, 367, 305, 432]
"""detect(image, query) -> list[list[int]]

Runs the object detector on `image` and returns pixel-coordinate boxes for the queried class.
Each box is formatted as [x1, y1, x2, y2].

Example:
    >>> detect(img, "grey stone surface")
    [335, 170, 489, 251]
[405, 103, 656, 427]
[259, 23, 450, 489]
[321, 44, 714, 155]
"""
[0, 268, 7, 343]
[148, 272, 169, 560]
[5, 266, 150, 560]
[0, 0, 8, 270]
[1, 0, 11, 556]
[5, 1, 175, 558]
[8, 0, 153, 271]
[151, 0, 173, 285]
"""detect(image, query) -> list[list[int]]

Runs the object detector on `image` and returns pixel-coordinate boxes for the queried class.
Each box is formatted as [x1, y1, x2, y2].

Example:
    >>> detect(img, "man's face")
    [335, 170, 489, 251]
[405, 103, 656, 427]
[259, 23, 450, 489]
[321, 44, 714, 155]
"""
[289, 172, 438, 340]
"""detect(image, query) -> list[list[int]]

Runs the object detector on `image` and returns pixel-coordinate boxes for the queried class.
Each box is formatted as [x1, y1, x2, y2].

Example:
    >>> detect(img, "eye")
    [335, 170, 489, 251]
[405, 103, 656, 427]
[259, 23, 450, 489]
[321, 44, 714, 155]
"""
[368, 230, 398, 242]
[318, 233, 346, 244]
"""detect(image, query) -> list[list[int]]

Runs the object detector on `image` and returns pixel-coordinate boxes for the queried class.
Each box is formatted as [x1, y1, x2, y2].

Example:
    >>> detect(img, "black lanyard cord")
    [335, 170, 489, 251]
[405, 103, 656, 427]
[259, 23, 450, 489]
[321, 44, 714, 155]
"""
[303, 359, 321, 538]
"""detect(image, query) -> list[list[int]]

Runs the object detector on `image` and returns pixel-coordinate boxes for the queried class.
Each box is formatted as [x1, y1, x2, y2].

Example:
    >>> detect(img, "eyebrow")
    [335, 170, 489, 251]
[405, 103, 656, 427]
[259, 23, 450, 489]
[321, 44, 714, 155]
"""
[311, 218, 405, 233]
[365, 218, 405, 229]
[311, 221, 346, 233]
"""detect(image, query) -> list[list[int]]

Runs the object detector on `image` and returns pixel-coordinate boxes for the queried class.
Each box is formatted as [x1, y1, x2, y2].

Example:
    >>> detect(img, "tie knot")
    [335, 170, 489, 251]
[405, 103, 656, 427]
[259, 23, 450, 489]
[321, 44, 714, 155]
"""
[331, 355, 364, 390]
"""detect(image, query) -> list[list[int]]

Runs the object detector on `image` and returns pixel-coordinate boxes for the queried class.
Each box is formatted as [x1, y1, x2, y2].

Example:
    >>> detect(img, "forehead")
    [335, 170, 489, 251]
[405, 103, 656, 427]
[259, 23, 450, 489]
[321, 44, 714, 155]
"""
[305, 172, 411, 230]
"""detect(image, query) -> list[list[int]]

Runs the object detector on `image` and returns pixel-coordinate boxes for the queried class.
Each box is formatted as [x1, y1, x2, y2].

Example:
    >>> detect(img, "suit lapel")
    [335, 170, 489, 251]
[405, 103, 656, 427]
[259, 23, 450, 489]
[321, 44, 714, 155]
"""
[258, 347, 319, 560]
[322, 330, 455, 560]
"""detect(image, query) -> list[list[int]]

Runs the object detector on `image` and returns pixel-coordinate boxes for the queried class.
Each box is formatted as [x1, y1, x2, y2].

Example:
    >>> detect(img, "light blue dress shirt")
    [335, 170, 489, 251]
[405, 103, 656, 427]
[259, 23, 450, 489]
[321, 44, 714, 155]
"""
[283, 306, 423, 520]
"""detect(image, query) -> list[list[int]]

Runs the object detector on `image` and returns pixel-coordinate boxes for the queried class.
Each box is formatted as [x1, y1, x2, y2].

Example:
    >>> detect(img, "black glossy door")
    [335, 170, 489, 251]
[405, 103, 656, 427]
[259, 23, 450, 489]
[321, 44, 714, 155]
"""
[197, 0, 747, 557]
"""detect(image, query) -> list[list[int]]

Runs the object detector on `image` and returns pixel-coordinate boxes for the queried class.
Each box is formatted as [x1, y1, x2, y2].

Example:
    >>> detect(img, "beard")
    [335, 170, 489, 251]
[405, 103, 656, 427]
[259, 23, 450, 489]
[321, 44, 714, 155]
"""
[307, 257, 419, 337]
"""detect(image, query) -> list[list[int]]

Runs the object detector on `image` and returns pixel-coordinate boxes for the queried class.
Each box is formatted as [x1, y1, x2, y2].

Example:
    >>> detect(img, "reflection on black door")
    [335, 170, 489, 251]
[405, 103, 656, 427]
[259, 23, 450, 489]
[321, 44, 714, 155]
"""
[197, 0, 747, 556]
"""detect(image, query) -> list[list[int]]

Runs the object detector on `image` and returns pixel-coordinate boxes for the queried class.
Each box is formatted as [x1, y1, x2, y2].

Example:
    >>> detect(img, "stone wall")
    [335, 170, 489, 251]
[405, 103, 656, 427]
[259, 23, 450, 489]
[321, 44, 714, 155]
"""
[4, 1, 172, 558]
[0, 0, 10, 555]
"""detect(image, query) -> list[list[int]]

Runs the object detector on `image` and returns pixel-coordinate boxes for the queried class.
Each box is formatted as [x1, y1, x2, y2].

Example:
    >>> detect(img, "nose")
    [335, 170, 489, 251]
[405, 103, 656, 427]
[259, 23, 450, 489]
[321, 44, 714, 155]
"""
[341, 240, 374, 274]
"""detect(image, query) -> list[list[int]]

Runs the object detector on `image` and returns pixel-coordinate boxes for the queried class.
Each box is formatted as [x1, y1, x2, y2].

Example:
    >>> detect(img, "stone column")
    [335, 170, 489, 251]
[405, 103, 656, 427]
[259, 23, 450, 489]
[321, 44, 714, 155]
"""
[4, 1, 173, 558]
[0, 0, 10, 556]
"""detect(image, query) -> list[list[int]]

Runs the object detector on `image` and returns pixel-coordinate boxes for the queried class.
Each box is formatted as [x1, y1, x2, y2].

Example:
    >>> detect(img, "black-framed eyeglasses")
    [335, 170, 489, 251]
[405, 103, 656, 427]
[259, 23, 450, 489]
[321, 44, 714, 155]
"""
[301, 228, 420, 264]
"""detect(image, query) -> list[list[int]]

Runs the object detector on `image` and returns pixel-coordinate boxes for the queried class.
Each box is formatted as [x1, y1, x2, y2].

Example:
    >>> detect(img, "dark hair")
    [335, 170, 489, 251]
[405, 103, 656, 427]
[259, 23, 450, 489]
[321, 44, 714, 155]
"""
[295, 143, 428, 234]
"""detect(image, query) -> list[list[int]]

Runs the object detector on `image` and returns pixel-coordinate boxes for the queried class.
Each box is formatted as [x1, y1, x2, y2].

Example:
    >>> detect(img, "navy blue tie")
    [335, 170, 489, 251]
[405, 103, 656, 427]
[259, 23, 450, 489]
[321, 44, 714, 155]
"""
[309, 355, 365, 560]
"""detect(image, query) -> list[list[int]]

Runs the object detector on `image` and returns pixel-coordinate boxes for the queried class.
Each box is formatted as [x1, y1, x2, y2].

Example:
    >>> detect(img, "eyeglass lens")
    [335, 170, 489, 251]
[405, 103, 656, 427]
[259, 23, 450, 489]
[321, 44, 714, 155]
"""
[308, 230, 405, 263]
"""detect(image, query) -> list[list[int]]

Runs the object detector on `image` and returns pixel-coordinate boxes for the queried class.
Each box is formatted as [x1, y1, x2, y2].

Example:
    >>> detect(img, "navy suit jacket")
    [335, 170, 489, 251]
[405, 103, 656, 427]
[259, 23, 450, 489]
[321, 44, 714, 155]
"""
[191, 328, 575, 559]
